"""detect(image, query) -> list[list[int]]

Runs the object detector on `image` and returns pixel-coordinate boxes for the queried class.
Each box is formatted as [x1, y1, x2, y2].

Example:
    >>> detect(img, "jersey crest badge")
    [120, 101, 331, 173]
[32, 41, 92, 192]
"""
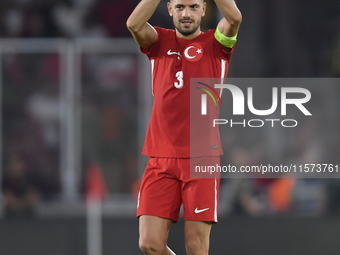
[184, 43, 203, 62]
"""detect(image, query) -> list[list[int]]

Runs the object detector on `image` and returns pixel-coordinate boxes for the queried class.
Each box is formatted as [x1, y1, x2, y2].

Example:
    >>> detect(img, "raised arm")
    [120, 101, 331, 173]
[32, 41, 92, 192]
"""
[126, 0, 162, 50]
[214, 0, 242, 37]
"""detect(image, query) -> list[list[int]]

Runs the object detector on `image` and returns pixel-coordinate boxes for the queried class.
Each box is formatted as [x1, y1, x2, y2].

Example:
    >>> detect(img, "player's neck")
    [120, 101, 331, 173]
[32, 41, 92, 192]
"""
[175, 28, 202, 40]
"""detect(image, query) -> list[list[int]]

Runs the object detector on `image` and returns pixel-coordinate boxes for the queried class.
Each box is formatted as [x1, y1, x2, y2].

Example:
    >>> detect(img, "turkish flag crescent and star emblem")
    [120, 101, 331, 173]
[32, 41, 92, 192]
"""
[184, 43, 203, 62]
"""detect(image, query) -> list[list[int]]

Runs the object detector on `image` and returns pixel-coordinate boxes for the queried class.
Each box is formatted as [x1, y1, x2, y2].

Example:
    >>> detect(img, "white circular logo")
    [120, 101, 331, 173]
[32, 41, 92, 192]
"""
[183, 43, 203, 62]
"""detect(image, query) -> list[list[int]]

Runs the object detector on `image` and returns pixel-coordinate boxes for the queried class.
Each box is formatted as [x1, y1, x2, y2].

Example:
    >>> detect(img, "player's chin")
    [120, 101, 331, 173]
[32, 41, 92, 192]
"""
[181, 25, 196, 34]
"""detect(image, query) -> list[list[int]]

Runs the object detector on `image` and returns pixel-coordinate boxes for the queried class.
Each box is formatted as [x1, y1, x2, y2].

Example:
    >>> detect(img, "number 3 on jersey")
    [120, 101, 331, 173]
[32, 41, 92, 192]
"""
[174, 71, 183, 89]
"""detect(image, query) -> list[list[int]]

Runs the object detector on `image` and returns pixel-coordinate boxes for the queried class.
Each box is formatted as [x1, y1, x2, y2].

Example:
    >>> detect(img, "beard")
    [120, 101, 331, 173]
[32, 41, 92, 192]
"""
[174, 18, 201, 36]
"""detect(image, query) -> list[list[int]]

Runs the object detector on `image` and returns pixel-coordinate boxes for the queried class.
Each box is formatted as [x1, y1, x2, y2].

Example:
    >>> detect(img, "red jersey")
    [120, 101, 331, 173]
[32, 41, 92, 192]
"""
[141, 27, 235, 158]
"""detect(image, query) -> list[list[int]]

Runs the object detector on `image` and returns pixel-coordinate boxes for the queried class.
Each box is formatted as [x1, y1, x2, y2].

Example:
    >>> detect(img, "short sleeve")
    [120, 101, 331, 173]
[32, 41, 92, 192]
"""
[140, 26, 164, 59]
[212, 29, 236, 59]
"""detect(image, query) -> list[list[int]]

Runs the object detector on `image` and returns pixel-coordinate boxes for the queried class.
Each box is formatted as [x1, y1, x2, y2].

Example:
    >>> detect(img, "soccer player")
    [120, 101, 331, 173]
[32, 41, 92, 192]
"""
[127, 0, 241, 254]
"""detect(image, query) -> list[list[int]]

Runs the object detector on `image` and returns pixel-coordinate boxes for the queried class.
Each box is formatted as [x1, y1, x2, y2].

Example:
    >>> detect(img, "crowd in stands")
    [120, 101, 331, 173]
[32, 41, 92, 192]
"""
[0, 0, 137, 38]
[0, 0, 220, 38]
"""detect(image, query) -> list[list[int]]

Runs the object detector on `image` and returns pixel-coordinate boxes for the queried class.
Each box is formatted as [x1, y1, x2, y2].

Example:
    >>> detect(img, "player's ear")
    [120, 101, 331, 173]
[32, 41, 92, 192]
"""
[167, 2, 173, 17]
[201, 1, 206, 17]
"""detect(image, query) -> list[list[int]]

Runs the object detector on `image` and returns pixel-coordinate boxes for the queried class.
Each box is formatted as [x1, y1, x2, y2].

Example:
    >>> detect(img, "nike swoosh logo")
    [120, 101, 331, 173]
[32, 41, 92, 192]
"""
[167, 50, 181, 56]
[195, 207, 209, 214]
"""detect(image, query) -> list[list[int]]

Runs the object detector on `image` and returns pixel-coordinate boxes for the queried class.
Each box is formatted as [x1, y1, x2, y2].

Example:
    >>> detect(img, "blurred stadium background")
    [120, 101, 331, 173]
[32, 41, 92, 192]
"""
[0, 0, 339, 254]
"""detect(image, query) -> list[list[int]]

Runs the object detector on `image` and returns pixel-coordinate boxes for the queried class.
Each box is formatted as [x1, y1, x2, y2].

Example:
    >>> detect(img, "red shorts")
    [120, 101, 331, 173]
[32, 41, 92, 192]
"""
[137, 157, 220, 223]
